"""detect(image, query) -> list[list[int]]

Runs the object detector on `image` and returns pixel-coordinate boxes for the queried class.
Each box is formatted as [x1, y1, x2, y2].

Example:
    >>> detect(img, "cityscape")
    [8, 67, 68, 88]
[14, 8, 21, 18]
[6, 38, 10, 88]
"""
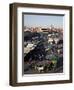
[24, 25, 63, 74]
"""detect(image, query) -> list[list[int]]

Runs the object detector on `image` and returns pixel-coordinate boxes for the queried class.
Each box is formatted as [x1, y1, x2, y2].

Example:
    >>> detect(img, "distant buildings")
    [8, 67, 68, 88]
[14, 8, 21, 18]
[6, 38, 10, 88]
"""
[24, 26, 63, 34]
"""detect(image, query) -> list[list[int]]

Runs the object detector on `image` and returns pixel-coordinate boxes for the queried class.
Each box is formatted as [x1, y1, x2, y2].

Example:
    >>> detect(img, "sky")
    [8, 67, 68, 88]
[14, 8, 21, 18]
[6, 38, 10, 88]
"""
[24, 14, 64, 28]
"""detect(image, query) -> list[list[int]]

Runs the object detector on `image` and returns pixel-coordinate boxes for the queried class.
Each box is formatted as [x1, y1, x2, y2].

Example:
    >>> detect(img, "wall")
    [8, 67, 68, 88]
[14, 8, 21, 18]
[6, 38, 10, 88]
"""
[0, 0, 74, 90]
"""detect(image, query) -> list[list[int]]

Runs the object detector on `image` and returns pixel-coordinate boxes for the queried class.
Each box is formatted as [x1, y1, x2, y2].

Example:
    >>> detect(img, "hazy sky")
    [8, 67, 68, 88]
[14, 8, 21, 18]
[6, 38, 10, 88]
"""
[24, 14, 64, 28]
